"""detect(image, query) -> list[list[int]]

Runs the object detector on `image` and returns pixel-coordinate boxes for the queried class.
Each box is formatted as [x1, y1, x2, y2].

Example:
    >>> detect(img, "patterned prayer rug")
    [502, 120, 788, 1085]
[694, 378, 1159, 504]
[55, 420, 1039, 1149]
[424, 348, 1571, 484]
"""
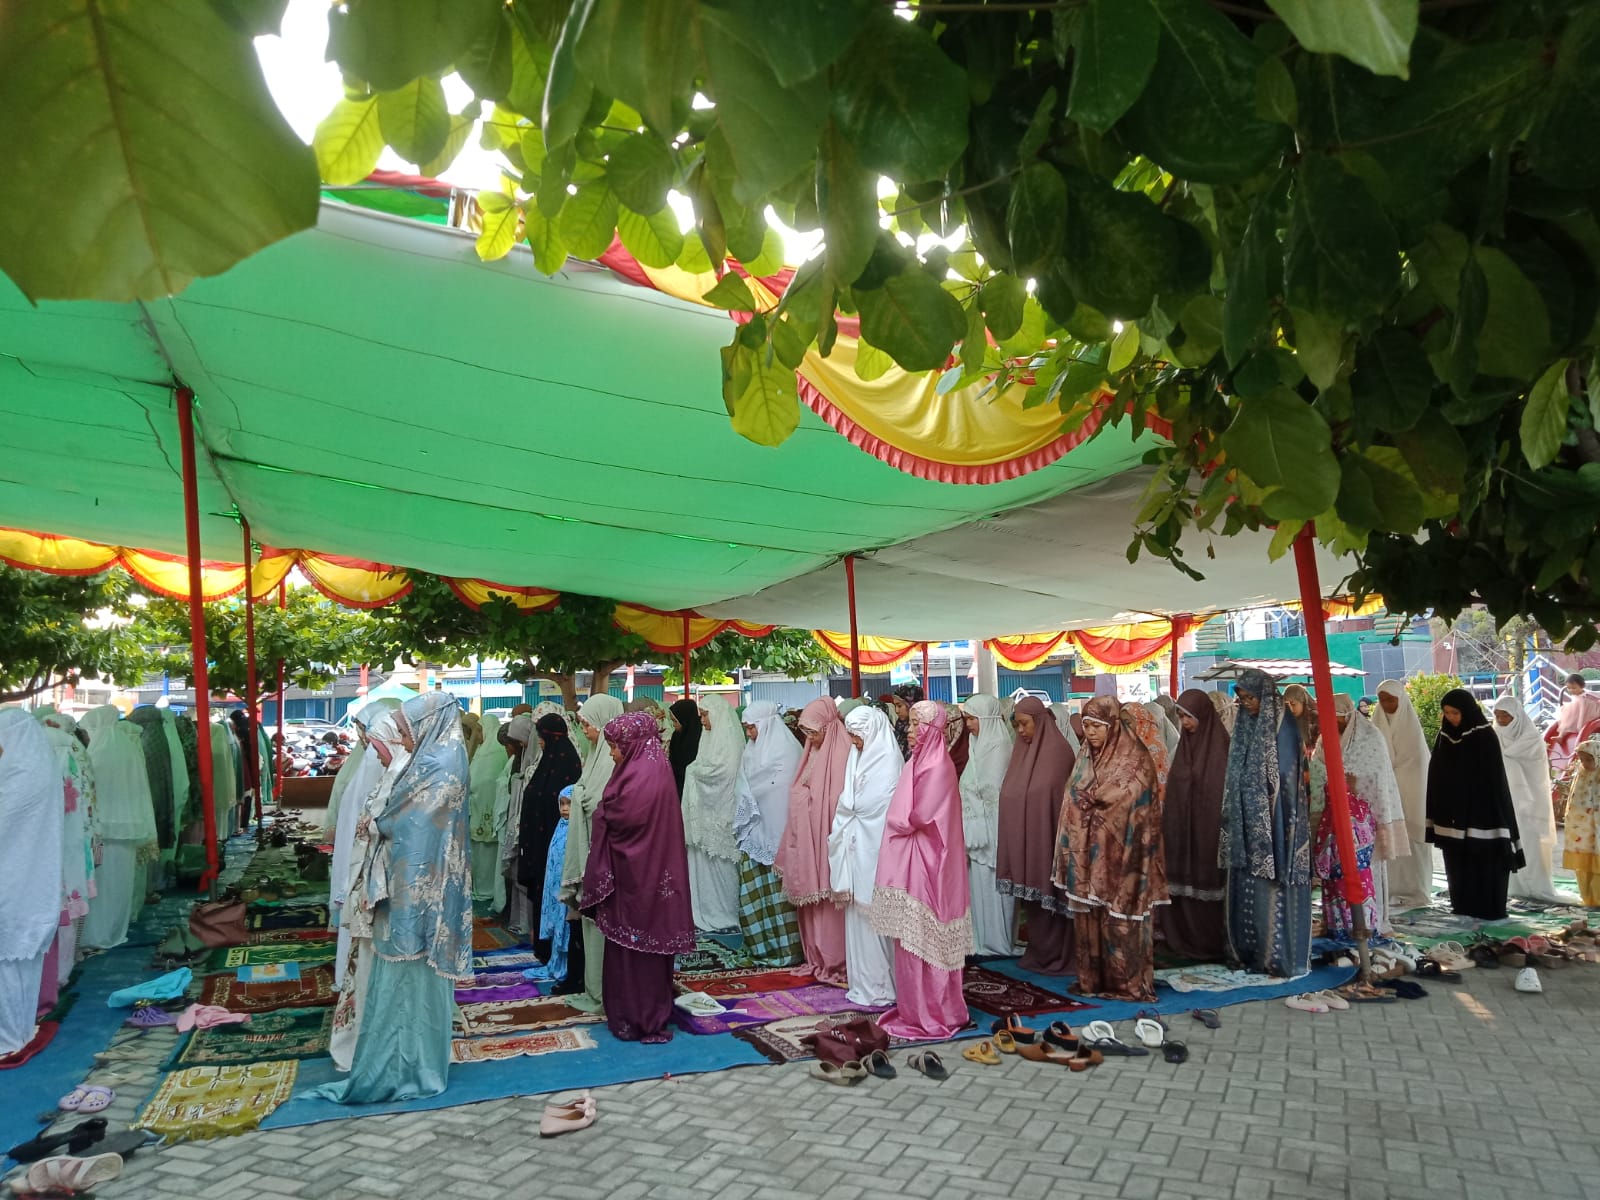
[961, 965, 1096, 1016]
[470, 950, 545, 970]
[732, 1011, 892, 1065]
[246, 904, 329, 930]
[672, 966, 820, 997]
[452, 981, 549, 1005]
[672, 985, 867, 1036]
[173, 1008, 335, 1067]
[673, 938, 757, 974]
[245, 929, 337, 946]
[204, 941, 337, 971]
[457, 971, 534, 989]
[471, 919, 521, 951]
[453, 997, 605, 1037]
[450, 1028, 597, 1064]
[136, 1063, 298, 1142]
[197, 966, 338, 1013]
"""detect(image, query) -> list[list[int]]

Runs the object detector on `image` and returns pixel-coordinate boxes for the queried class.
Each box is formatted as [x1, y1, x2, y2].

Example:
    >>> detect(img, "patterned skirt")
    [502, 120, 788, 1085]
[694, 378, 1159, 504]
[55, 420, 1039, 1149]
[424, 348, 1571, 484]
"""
[737, 856, 803, 967]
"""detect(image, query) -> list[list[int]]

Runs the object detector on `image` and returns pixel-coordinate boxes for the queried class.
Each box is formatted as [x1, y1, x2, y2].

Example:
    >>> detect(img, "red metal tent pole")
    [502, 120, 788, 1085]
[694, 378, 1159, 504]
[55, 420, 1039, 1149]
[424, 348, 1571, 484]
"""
[241, 518, 260, 830]
[922, 643, 930, 696]
[1168, 618, 1181, 697]
[1292, 527, 1369, 952]
[844, 556, 862, 696]
[176, 386, 219, 893]
[274, 581, 286, 805]
[682, 613, 692, 703]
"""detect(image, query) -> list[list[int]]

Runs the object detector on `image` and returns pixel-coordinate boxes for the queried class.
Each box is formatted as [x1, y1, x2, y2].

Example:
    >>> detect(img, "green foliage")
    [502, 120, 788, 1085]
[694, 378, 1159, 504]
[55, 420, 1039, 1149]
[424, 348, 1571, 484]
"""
[0, 565, 155, 701]
[8, 1, 1600, 644]
[1405, 671, 1464, 748]
[661, 628, 832, 687]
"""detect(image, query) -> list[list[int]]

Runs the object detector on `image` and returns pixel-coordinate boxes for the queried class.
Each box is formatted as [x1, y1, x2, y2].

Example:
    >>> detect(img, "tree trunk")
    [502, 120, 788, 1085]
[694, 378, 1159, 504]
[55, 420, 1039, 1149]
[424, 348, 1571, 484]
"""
[555, 673, 578, 711]
[590, 660, 626, 703]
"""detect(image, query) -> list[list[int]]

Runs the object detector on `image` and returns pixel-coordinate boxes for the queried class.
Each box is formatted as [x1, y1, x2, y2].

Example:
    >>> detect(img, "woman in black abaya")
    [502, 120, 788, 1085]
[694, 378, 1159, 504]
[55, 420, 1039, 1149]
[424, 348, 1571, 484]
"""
[1425, 689, 1524, 920]
[517, 714, 583, 959]
[668, 699, 703, 797]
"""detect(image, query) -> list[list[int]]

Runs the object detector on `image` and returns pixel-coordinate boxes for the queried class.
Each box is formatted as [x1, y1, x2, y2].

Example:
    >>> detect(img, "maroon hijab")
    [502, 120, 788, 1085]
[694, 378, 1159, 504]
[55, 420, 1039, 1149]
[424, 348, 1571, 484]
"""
[996, 696, 1076, 904]
[1163, 688, 1230, 897]
[580, 711, 694, 955]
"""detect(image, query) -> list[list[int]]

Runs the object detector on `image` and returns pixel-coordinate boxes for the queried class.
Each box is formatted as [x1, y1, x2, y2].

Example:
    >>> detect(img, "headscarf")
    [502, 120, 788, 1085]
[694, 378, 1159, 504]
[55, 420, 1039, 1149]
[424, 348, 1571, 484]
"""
[559, 692, 625, 895]
[871, 701, 971, 968]
[1055, 695, 1165, 918]
[959, 694, 1010, 870]
[828, 705, 902, 905]
[1318, 694, 1408, 860]
[1566, 736, 1600, 838]
[78, 705, 158, 844]
[1121, 702, 1171, 799]
[941, 700, 970, 776]
[460, 712, 484, 762]
[517, 714, 583, 888]
[1209, 690, 1236, 734]
[1493, 695, 1557, 856]
[467, 713, 504, 843]
[668, 699, 703, 796]
[125, 706, 175, 849]
[1219, 669, 1310, 885]
[579, 711, 695, 955]
[1371, 679, 1430, 843]
[345, 693, 473, 979]
[1425, 689, 1524, 868]
[996, 695, 1076, 908]
[1050, 703, 1078, 750]
[1547, 685, 1600, 772]
[681, 700, 746, 863]
[1164, 688, 1230, 901]
[733, 701, 802, 865]
[328, 697, 402, 836]
[0, 708, 64, 962]
[774, 697, 852, 906]
[1282, 684, 1319, 750]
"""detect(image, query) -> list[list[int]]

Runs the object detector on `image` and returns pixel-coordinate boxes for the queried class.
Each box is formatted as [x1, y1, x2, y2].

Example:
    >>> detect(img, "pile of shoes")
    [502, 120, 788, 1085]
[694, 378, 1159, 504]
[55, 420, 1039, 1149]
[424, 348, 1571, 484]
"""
[4, 1117, 153, 1196]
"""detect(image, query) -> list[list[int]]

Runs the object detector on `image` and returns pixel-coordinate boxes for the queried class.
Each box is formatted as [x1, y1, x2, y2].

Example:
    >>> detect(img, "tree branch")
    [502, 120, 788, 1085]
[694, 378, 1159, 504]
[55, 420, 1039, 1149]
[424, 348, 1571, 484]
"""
[0, 674, 66, 704]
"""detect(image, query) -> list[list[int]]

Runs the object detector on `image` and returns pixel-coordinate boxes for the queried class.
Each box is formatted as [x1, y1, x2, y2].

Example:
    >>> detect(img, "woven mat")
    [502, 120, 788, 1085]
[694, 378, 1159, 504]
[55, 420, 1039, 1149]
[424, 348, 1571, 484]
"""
[471, 920, 521, 952]
[245, 929, 337, 946]
[733, 1011, 893, 1065]
[673, 966, 817, 997]
[246, 905, 329, 931]
[453, 997, 605, 1037]
[173, 1008, 334, 1067]
[197, 966, 338, 1013]
[673, 984, 865, 1036]
[674, 938, 757, 974]
[204, 941, 337, 971]
[450, 1028, 597, 1064]
[961, 964, 1096, 1016]
[136, 1063, 298, 1142]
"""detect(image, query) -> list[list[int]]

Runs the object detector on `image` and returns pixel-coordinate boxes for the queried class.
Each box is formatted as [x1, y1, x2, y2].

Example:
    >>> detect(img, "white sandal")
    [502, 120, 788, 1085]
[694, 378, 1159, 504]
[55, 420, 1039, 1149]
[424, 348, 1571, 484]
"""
[1284, 994, 1329, 1014]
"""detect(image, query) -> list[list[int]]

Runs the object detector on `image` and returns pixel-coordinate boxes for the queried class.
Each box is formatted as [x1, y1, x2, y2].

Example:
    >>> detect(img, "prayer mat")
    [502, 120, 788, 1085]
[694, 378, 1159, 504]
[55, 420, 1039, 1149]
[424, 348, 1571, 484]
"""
[246, 905, 329, 930]
[450, 1028, 596, 1064]
[173, 1008, 334, 1067]
[458, 971, 533, 989]
[470, 950, 544, 969]
[472, 923, 521, 952]
[245, 928, 338, 945]
[453, 997, 605, 1037]
[0, 1022, 57, 1069]
[672, 985, 866, 1036]
[204, 941, 337, 971]
[673, 966, 819, 997]
[674, 938, 757, 974]
[733, 1010, 895, 1065]
[452, 981, 548, 1005]
[961, 964, 1096, 1016]
[197, 966, 338, 1013]
[136, 1062, 298, 1142]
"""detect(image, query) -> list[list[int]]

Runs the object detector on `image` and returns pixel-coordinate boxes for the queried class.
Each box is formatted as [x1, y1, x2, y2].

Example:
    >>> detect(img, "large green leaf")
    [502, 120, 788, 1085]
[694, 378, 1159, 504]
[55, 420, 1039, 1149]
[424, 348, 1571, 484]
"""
[572, 0, 697, 134]
[556, 182, 620, 261]
[1350, 328, 1432, 435]
[1222, 183, 1285, 367]
[0, 0, 317, 302]
[702, 0, 871, 87]
[817, 122, 878, 291]
[455, 4, 513, 101]
[855, 268, 967, 372]
[328, 0, 500, 92]
[541, 1, 593, 150]
[1007, 164, 1067, 274]
[1222, 388, 1339, 517]
[377, 77, 450, 166]
[314, 97, 385, 187]
[1522, 360, 1573, 470]
[1283, 156, 1399, 318]
[607, 133, 676, 215]
[1067, 0, 1159, 133]
[832, 9, 969, 182]
[210, 0, 288, 37]
[1392, 409, 1467, 495]
[1060, 181, 1181, 319]
[523, 206, 570, 275]
[1413, 227, 1552, 381]
[616, 207, 683, 270]
[698, 9, 830, 204]
[475, 194, 521, 261]
[1528, 8, 1600, 188]
[1118, 0, 1289, 184]
[1266, 0, 1418, 79]
[1336, 450, 1424, 533]
[981, 274, 1028, 342]
[727, 344, 801, 446]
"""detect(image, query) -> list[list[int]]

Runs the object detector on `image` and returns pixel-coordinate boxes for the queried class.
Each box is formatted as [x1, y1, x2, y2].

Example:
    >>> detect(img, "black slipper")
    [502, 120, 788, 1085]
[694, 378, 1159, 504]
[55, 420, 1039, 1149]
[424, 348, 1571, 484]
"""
[1162, 1040, 1189, 1064]
[863, 1049, 897, 1080]
[71, 1129, 153, 1159]
[1042, 1021, 1079, 1051]
[1379, 979, 1429, 1000]
[1191, 1008, 1221, 1029]
[1083, 1036, 1150, 1057]
[1415, 960, 1461, 983]
[6, 1117, 108, 1163]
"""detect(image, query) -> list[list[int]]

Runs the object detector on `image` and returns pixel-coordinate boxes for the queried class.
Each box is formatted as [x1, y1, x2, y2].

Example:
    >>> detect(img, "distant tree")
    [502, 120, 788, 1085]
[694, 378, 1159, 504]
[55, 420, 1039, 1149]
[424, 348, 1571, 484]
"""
[661, 628, 832, 687]
[0, 564, 154, 702]
[1406, 671, 1465, 747]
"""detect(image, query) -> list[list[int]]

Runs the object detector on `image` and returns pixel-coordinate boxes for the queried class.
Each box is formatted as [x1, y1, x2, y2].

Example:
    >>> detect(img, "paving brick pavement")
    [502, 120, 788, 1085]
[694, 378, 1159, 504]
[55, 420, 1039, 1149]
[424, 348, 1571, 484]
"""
[14, 965, 1599, 1200]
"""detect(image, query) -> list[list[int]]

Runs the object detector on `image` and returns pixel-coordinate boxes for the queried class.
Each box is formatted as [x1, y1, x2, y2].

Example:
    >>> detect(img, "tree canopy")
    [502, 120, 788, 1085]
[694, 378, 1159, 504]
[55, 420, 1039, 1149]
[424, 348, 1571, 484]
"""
[4, 2, 1599, 641]
[0, 564, 152, 702]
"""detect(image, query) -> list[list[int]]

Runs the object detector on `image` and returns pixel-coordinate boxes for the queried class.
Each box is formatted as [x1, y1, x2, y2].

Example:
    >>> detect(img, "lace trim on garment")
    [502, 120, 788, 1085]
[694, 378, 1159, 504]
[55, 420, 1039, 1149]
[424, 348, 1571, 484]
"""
[733, 789, 779, 866]
[593, 910, 696, 956]
[370, 946, 474, 982]
[1059, 888, 1170, 922]
[868, 886, 972, 971]
[1167, 883, 1225, 902]
[995, 879, 1070, 913]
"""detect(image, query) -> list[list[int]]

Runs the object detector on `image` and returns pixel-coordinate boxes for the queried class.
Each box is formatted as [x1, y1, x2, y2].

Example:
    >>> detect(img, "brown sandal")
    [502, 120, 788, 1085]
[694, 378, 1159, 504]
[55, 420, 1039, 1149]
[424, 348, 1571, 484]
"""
[1016, 1041, 1078, 1067]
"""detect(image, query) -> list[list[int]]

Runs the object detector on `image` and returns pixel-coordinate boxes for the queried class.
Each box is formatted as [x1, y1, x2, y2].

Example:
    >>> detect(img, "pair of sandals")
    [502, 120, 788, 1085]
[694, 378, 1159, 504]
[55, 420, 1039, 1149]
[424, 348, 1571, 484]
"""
[811, 1049, 896, 1087]
[6, 1152, 124, 1196]
[538, 1092, 596, 1137]
[56, 1086, 114, 1115]
[6, 1118, 150, 1166]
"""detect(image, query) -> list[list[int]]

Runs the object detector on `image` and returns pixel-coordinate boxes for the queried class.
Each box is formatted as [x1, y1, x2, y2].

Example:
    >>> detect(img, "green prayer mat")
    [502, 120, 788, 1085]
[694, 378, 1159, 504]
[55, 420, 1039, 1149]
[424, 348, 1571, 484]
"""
[172, 1008, 334, 1067]
[204, 941, 338, 971]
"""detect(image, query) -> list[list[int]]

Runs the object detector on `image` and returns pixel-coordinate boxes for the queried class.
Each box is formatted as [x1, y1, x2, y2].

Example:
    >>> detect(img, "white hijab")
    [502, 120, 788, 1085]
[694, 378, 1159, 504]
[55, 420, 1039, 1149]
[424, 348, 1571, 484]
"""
[0, 709, 64, 961]
[1494, 695, 1557, 853]
[1371, 679, 1430, 842]
[560, 692, 625, 893]
[79, 705, 158, 844]
[959, 694, 1010, 869]
[681, 700, 746, 863]
[330, 696, 403, 913]
[733, 701, 802, 866]
[827, 706, 903, 905]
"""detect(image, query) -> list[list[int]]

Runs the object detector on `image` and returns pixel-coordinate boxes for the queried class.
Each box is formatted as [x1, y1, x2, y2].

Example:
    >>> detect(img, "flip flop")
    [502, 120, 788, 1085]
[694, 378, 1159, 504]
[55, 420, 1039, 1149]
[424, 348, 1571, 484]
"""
[1191, 1008, 1221, 1029]
[1284, 994, 1329, 1014]
[69, 1129, 151, 1160]
[1161, 1039, 1190, 1065]
[862, 1049, 897, 1079]
[1336, 981, 1399, 1004]
[1414, 959, 1462, 983]
[907, 1051, 949, 1081]
[1082, 1035, 1149, 1057]
[1378, 979, 1428, 1000]
[1134, 1018, 1166, 1046]
[961, 1040, 1001, 1066]
[1313, 990, 1350, 1011]
[5, 1119, 108, 1164]
[810, 1060, 866, 1087]
[1081, 1021, 1117, 1043]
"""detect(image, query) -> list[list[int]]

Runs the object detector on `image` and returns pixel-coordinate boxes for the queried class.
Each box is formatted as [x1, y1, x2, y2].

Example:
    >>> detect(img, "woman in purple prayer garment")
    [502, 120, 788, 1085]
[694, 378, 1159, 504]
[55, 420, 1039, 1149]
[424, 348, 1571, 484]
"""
[580, 711, 696, 1042]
